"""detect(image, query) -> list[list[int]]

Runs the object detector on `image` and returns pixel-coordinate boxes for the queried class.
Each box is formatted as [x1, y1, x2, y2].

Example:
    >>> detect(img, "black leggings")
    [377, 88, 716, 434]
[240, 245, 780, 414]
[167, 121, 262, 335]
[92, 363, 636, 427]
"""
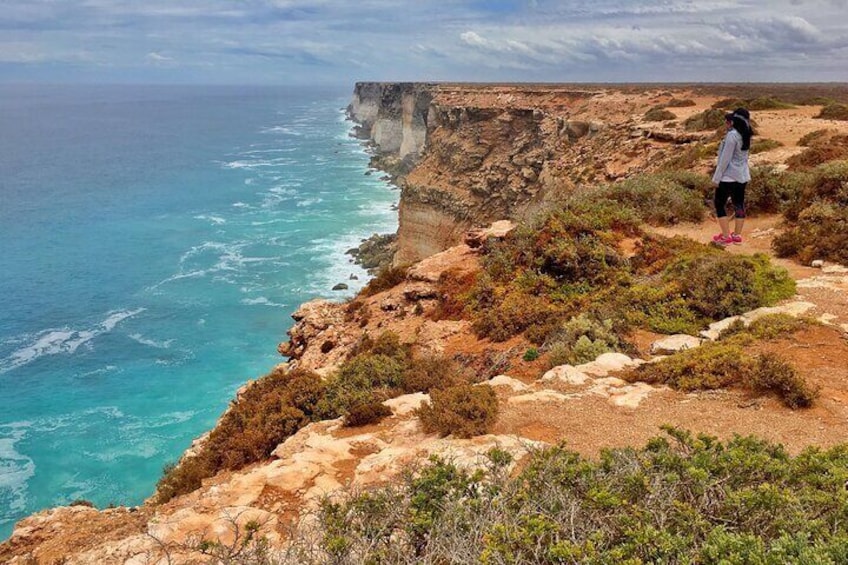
[714, 181, 747, 218]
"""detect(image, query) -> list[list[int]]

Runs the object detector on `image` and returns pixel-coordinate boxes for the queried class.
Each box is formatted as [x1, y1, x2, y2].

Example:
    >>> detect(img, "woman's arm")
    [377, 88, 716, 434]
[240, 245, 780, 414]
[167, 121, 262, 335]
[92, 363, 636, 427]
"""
[712, 132, 739, 184]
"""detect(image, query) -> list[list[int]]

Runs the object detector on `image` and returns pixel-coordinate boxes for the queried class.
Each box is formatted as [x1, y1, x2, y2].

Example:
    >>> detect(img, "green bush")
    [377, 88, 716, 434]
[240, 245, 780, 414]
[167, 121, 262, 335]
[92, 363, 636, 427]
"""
[600, 173, 707, 225]
[665, 98, 696, 108]
[817, 103, 848, 121]
[399, 354, 461, 393]
[684, 109, 727, 131]
[750, 138, 783, 154]
[522, 347, 540, 362]
[672, 253, 796, 320]
[644, 107, 676, 121]
[291, 429, 848, 563]
[343, 401, 393, 427]
[774, 160, 848, 263]
[718, 313, 810, 341]
[362, 264, 408, 296]
[745, 166, 810, 215]
[543, 314, 623, 366]
[417, 384, 499, 439]
[625, 338, 814, 409]
[744, 353, 818, 409]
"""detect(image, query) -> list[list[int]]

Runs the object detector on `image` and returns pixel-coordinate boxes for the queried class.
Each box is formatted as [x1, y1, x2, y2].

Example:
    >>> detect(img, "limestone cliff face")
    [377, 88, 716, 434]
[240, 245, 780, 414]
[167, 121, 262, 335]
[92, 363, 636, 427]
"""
[348, 82, 433, 162]
[350, 83, 601, 265]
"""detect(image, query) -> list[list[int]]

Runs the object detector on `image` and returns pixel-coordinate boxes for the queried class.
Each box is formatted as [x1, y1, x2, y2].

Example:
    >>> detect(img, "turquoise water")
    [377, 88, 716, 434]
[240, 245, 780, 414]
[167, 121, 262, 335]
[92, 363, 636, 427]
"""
[0, 84, 397, 540]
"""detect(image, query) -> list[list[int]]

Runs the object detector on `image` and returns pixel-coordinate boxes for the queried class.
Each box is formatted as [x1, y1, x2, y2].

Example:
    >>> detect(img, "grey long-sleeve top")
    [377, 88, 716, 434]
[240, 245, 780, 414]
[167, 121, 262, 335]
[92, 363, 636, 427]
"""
[712, 129, 750, 184]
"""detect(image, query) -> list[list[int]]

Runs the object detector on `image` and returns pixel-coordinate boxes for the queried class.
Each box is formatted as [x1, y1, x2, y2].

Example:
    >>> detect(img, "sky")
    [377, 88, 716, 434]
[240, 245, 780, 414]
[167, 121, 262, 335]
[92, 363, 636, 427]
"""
[1, 0, 847, 85]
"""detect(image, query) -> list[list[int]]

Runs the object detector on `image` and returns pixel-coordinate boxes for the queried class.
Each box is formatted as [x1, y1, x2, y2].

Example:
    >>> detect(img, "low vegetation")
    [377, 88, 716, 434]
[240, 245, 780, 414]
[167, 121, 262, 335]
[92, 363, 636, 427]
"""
[458, 181, 795, 344]
[277, 429, 848, 563]
[664, 98, 696, 108]
[156, 332, 469, 503]
[750, 138, 783, 154]
[773, 160, 848, 264]
[625, 314, 818, 409]
[787, 133, 848, 169]
[362, 264, 409, 296]
[417, 384, 499, 438]
[643, 107, 676, 122]
[816, 103, 848, 121]
[683, 108, 727, 131]
[712, 97, 795, 111]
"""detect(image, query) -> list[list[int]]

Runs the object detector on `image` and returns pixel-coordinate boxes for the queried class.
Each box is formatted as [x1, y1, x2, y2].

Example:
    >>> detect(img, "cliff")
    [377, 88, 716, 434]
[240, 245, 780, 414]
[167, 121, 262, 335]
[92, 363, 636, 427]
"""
[350, 82, 725, 264]
[4, 83, 848, 564]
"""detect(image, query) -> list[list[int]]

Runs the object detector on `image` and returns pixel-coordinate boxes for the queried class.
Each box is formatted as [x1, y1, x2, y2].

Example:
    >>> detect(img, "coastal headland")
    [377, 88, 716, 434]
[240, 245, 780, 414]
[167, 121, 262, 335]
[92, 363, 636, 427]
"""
[3, 82, 848, 563]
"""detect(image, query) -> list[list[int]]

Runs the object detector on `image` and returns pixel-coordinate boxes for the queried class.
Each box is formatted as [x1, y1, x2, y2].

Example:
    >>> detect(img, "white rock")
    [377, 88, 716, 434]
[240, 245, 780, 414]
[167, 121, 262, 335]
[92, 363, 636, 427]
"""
[508, 390, 572, 404]
[650, 334, 702, 355]
[811, 259, 825, 268]
[384, 393, 430, 416]
[541, 365, 590, 385]
[485, 375, 532, 392]
[609, 383, 657, 408]
[700, 316, 743, 340]
[743, 301, 815, 322]
[823, 265, 848, 274]
[576, 352, 642, 376]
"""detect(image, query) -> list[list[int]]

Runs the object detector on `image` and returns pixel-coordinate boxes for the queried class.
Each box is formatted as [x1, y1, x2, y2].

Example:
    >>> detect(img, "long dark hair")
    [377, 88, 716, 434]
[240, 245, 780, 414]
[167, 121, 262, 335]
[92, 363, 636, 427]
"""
[730, 107, 752, 151]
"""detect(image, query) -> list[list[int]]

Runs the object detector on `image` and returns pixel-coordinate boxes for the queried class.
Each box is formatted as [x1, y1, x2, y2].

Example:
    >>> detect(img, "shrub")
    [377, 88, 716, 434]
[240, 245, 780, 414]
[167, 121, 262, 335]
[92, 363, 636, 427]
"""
[672, 253, 795, 320]
[626, 339, 814, 409]
[156, 367, 327, 503]
[774, 160, 848, 263]
[522, 347, 540, 362]
[750, 138, 783, 154]
[543, 314, 623, 366]
[601, 173, 707, 225]
[429, 268, 477, 321]
[665, 98, 696, 107]
[417, 384, 499, 438]
[774, 201, 848, 264]
[798, 128, 831, 146]
[712, 97, 795, 111]
[69, 499, 95, 508]
[362, 264, 408, 296]
[743, 353, 818, 409]
[685, 109, 728, 131]
[644, 107, 676, 121]
[747, 97, 796, 110]
[319, 353, 406, 416]
[745, 166, 810, 214]
[289, 429, 848, 563]
[343, 401, 393, 427]
[816, 103, 848, 121]
[787, 143, 848, 170]
[718, 313, 810, 341]
[399, 354, 461, 393]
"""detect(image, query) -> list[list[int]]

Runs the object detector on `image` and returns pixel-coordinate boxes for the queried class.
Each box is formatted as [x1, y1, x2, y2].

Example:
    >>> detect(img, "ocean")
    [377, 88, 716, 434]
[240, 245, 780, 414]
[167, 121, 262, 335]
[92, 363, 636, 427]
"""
[0, 84, 398, 540]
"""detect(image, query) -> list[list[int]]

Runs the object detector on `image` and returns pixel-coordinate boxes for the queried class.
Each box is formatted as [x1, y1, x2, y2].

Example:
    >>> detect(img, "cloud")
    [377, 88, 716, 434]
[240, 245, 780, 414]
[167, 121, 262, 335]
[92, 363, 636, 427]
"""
[144, 51, 176, 67]
[1, 0, 847, 83]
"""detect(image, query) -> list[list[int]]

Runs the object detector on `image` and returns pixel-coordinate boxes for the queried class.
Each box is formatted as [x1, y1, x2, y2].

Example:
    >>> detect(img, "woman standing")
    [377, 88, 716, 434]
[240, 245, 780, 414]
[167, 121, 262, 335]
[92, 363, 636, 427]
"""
[711, 107, 752, 245]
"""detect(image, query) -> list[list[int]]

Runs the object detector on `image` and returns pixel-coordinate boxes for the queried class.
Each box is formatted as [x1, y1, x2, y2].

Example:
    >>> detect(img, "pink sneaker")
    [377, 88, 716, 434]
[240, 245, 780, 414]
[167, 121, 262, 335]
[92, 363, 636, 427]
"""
[712, 233, 733, 246]
[730, 233, 743, 244]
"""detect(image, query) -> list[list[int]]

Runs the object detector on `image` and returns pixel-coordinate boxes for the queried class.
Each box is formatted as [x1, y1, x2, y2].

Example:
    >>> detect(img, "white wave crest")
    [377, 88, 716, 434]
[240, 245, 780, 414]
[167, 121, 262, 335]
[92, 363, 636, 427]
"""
[0, 309, 144, 374]
[240, 297, 287, 308]
[128, 334, 174, 349]
[260, 126, 302, 136]
[0, 425, 35, 515]
[194, 214, 227, 225]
